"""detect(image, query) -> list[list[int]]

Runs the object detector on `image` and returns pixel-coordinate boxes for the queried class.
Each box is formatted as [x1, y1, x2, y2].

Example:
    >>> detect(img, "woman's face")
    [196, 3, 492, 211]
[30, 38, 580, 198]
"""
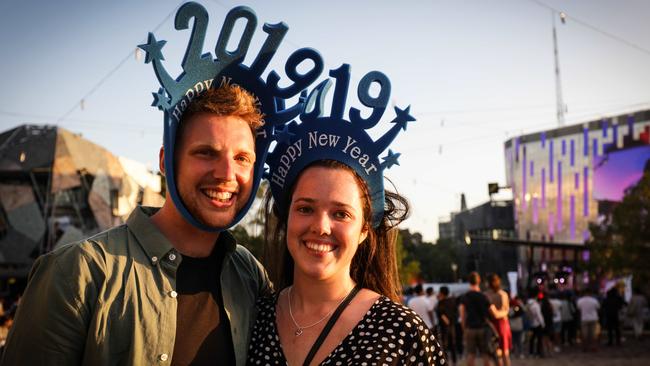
[286, 166, 368, 283]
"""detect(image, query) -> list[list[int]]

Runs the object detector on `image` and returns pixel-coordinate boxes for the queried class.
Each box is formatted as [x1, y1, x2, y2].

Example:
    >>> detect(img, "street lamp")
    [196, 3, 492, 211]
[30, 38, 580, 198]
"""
[451, 262, 458, 282]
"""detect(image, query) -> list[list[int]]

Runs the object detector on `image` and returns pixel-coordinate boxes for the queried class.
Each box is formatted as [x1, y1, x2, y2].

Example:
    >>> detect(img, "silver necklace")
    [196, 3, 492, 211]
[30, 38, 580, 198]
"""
[287, 286, 353, 337]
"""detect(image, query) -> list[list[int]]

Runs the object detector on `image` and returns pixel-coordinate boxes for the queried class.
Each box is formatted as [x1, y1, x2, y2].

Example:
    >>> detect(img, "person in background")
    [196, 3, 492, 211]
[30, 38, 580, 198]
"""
[408, 284, 436, 331]
[539, 292, 554, 356]
[526, 289, 545, 358]
[460, 272, 492, 366]
[427, 287, 439, 335]
[559, 292, 576, 346]
[603, 285, 626, 346]
[508, 295, 525, 359]
[627, 287, 648, 340]
[549, 293, 563, 352]
[576, 288, 601, 352]
[437, 286, 458, 365]
[485, 273, 512, 366]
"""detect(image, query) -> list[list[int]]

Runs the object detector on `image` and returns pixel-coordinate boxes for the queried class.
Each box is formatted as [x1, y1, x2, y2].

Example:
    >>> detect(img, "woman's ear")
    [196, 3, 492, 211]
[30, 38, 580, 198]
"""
[359, 225, 369, 244]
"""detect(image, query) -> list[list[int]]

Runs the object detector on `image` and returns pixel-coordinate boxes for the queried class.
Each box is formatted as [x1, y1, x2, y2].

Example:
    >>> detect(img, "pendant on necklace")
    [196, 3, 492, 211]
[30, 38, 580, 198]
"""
[295, 328, 303, 337]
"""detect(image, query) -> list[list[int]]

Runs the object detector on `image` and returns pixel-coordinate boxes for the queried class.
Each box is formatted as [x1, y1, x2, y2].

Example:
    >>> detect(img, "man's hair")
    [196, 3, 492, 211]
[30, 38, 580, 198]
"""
[440, 286, 450, 296]
[177, 83, 265, 144]
[414, 284, 423, 294]
[426, 287, 434, 296]
[468, 271, 481, 286]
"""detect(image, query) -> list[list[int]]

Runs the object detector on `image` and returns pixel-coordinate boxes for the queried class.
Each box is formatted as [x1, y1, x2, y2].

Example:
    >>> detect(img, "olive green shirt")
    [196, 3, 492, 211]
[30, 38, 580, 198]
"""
[1, 206, 271, 366]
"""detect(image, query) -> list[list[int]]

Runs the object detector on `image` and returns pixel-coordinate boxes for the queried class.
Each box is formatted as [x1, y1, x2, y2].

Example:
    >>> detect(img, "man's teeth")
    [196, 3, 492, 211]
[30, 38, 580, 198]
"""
[203, 190, 233, 201]
[305, 242, 335, 253]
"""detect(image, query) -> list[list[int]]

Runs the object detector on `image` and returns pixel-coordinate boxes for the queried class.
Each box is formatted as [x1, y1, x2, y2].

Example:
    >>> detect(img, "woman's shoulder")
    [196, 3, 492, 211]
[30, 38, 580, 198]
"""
[363, 297, 445, 365]
[367, 297, 432, 335]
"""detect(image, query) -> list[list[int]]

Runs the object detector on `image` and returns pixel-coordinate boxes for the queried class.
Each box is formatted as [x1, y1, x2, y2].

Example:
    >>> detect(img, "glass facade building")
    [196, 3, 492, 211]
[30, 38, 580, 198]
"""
[505, 109, 650, 245]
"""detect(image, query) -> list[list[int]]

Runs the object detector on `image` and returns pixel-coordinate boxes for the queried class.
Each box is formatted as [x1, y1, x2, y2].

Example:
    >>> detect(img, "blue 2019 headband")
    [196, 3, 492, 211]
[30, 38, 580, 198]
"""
[139, 2, 322, 231]
[266, 68, 415, 228]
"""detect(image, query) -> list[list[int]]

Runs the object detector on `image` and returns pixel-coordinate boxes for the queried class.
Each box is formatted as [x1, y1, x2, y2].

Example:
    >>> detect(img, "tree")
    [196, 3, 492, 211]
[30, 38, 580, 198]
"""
[397, 229, 457, 283]
[588, 168, 650, 287]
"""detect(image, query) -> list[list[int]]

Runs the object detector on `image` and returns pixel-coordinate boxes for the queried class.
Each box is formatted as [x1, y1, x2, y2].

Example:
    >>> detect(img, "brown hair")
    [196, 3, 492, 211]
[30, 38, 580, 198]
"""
[263, 160, 409, 303]
[177, 82, 264, 144]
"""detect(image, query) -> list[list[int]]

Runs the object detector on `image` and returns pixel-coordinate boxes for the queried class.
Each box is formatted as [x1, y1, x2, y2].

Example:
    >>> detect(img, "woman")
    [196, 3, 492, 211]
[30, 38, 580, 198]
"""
[485, 273, 512, 366]
[247, 160, 444, 365]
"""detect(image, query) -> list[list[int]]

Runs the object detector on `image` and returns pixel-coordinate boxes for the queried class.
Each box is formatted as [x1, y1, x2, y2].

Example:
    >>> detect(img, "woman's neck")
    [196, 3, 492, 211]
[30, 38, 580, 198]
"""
[289, 273, 356, 311]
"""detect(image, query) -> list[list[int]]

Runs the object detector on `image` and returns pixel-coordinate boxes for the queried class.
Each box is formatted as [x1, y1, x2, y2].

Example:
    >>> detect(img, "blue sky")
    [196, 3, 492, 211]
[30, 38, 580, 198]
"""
[1, 0, 649, 241]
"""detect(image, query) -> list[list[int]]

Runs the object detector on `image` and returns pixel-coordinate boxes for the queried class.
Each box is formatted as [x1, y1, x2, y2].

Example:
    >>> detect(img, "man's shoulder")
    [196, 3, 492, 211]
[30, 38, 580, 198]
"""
[45, 224, 131, 267]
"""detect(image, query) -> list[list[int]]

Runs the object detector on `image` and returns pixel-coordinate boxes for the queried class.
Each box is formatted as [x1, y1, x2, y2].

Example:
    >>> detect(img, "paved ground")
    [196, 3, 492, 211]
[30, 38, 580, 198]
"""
[453, 334, 650, 366]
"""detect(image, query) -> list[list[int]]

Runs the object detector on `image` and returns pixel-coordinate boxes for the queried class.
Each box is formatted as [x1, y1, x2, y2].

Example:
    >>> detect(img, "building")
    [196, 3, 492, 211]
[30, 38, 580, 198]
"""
[503, 108, 650, 288]
[438, 198, 518, 285]
[0, 125, 164, 292]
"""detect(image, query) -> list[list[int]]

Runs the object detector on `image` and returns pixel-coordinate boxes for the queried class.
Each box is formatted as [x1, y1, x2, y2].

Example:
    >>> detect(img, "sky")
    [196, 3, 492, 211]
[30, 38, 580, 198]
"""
[1, 0, 649, 242]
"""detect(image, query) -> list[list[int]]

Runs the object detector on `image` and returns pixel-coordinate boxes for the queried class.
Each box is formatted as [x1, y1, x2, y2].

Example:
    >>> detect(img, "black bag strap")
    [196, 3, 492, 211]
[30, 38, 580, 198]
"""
[302, 285, 361, 366]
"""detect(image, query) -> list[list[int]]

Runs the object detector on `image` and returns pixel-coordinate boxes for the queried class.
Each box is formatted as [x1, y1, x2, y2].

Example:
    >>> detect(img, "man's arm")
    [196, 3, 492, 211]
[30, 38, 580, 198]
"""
[459, 303, 466, 330]
[1, 248, 96, 365]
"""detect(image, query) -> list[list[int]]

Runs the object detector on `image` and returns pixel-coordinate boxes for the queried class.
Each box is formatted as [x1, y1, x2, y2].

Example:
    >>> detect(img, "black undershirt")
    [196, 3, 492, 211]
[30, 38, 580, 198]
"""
[171, 236, 235, 366]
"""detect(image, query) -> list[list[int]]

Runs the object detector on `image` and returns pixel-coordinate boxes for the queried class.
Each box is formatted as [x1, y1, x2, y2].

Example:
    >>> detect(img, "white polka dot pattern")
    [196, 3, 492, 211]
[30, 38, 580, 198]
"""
[246, 296, 446, 365]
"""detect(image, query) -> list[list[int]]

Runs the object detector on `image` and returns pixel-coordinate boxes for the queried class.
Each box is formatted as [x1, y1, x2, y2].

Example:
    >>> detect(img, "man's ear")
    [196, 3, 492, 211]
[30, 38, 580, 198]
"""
[158, 146, 165, 177]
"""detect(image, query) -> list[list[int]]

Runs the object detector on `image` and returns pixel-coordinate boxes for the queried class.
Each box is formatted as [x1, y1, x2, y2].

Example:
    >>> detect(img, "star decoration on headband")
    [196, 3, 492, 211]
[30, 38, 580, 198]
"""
[391, 105, 416, 131]
[151, 88, 171, 110]
[381, 149, 401, 169]
[138, 33, 166, 64]
[274, 124, 295, 144]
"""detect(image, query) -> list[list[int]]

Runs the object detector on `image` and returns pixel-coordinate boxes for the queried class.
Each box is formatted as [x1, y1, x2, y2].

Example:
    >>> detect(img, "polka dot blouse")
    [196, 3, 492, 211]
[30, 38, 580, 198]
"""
[247, 295, 446, 365]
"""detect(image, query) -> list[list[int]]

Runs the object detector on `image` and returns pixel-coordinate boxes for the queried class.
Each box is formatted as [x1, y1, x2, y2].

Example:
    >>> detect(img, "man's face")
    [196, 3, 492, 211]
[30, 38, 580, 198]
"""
[174, 113, 255, 228]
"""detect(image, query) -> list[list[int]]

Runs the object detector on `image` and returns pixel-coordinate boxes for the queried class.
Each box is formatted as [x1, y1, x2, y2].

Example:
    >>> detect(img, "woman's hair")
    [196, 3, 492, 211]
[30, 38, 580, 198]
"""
[263, 160, 409, 303]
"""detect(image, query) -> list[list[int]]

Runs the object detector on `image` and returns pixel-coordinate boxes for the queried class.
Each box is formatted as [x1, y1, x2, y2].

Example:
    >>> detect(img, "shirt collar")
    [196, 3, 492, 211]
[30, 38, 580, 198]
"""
[126, 206, 238, 266]
[126, 206, 175, 266]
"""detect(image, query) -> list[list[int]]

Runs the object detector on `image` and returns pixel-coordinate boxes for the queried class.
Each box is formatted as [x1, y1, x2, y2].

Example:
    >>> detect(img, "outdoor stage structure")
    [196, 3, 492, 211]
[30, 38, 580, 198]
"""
[0, 125, 164, 293]
[504, 108, 650, 289]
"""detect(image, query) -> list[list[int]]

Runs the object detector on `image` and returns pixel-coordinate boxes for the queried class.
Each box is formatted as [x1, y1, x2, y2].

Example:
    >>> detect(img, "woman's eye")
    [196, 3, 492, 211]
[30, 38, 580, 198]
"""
[333, 211, 351, 220]
[296, 206, 313, 214]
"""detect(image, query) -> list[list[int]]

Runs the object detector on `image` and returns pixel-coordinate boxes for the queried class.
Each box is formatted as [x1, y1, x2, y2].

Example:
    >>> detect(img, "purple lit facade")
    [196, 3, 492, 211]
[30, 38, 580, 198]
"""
[505, 110, 650, 245]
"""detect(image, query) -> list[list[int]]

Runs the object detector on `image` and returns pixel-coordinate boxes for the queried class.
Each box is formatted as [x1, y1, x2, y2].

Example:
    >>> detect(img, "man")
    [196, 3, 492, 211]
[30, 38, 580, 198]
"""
[436, 286, 458, 365]
[576, 287, 601, 352]
[525, 289, 546, 357]
[459, 272, 492, 366]
[627, 287, 648, 340]
[1, 84, 272, 365]
[603, 286, 626, 346]
[408, 284, 435, 330]
[426, 286, 439, 334]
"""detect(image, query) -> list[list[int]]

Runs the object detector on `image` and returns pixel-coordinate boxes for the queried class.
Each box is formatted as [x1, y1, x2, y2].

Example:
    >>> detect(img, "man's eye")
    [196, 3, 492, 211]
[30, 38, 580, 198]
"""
[236, 155, 253, 164]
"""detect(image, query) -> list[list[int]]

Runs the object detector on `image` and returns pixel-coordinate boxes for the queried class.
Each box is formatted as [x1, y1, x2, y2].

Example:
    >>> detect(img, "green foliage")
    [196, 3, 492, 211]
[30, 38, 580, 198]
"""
[396, 231, 421, 284]
[231, 225, 264, 260]
[397, 229, 458, 283]
[588, 170, 650, 286]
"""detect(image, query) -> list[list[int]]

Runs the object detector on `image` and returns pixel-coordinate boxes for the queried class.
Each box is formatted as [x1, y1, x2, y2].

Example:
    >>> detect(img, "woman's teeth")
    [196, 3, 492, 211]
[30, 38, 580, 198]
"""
[305, 242, 335, 253]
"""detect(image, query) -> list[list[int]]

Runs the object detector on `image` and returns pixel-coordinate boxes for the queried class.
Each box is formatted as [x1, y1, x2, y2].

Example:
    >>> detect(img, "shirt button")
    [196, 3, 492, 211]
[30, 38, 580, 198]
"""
[151, 256, 158, 263]
[170, 290, 178, 298]
[168, 253, 177, 261]
[159, 353, 169, 362]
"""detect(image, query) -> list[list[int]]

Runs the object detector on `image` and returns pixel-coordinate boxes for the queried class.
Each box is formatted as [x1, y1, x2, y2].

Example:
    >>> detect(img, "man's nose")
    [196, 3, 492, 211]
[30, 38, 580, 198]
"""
[213, 157, 236, 181]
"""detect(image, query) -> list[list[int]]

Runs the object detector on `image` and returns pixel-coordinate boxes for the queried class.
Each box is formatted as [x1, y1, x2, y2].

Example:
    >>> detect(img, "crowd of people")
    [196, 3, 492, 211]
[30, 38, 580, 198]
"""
[406, 273, 649, 366]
